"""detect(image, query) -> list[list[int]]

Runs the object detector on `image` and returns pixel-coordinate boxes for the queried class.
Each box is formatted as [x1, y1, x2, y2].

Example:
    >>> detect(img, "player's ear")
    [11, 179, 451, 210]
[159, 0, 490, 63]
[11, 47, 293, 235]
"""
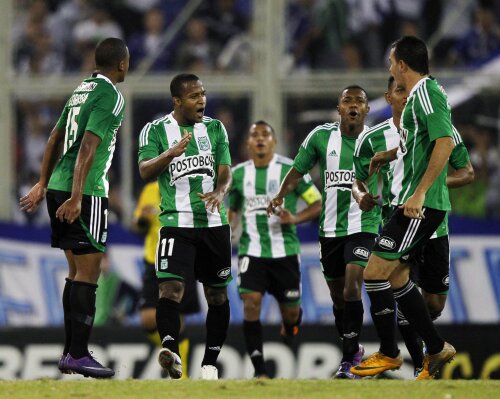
[173, 96, 181, 107]
[384, 92, 391, 105]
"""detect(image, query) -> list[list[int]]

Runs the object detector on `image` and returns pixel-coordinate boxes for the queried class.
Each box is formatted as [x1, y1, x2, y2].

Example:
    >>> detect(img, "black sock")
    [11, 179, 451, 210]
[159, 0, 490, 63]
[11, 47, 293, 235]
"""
[342, 300, 363, 361]
[69, 281, 97, 359]
[365, 280, 398, 358]
[396, 308, 423, 369]
[243, 320, 267, 376]
[62, 278, 73, 354]
[332, 306, 344, 338]
[156, 298, 181, 355]
[393, 280, 444, 355]
[202, 300, 230, 366]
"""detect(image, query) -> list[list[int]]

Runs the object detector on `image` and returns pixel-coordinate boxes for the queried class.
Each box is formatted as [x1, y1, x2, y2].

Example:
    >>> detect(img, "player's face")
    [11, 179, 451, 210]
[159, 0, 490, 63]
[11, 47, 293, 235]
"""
[389, 48, 403, 84]
[337, 88, 369, 126]
[385, 82, 407, 115]
[176, 80, 207, 125]
[247, 123, 276, 159]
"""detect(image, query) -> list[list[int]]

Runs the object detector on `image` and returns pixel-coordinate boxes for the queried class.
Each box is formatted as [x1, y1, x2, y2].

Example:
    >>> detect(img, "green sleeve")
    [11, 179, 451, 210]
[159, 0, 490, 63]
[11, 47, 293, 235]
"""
[85, 91, 119, 140]
[353, 139, 373, 181]
[295, 173, 314, 195]
[138, 123, 160, 163]
[426, 84, 453, 142]
[56, 104, 70, 130]
[216, 121, 231, 166]
[293, 132, 318, 174]
[449, 142, 470, 169]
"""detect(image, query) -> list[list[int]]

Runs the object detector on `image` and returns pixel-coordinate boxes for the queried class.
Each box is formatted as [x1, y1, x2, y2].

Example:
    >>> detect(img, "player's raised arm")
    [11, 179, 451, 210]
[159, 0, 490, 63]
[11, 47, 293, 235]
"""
[139, 129, 192, 181]
[19, 126, 65, 212]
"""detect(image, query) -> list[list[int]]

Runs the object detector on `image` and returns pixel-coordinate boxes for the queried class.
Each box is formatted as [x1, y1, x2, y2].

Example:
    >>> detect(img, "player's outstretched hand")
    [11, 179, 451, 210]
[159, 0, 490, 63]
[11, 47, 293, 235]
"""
[19, 182, 47, 213]
[400, 191, 425, 219]
[267, 196, 283, 217]
[55, 197, 82, 224]
[198, 189, 224, 213]
[358, 192, 380, 212]
[168, 129, 192, 158]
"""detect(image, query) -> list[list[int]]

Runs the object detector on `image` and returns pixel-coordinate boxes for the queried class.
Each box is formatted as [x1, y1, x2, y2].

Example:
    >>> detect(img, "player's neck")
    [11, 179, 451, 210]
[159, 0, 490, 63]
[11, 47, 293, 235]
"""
[339, 120, 363, 138]
[405, 72, 429, 94]
[392, 113, 402, 129]
[172, 110, 193, 126]
[94, 70, 119, 85]
[253, 153, 274, 167]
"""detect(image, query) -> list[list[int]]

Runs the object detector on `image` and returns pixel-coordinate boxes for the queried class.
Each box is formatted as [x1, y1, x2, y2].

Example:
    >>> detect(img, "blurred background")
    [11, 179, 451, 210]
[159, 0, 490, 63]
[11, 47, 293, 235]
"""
[0, 0, 499, 380]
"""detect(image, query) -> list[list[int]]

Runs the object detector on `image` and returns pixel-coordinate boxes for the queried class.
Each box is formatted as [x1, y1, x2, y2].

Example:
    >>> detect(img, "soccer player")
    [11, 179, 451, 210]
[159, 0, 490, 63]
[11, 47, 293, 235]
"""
[228, 121, 321, 378]
[19, 38, 129, 378]
[351, 36, 457, 379]
[268, 86, 376, 379]
[132, 181, 201, 378]
[353, 78, 474, 379]
[137, 73, 232, 380]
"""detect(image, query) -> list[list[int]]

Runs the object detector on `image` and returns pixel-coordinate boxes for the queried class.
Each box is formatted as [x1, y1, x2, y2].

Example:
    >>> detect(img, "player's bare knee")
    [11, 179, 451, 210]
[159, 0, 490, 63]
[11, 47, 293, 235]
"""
[158, 280, 184, 302]
[204, 286, 228, 306]
[343, 285, 361, 301]
[282, 306, 300, 324]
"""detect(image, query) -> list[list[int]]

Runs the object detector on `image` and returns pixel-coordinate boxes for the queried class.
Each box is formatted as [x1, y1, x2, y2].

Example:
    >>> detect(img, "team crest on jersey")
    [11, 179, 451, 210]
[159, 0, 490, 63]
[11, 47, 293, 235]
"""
[169, 154, 215, 186]
[324, 169, 355, 191]
[268, 180, 279, 194]
[197, 136, 211, 151]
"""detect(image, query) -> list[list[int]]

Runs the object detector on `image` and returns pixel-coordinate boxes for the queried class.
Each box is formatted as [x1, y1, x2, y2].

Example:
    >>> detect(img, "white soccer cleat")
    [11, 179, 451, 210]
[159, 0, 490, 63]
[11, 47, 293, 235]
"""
[158, 348, 183, 379]
[200, 365, 219, 380]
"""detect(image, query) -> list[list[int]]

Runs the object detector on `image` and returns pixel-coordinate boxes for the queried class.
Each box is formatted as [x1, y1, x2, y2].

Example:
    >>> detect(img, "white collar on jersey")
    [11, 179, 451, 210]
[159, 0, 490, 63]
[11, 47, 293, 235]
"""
[94, 73, 114, 87]
[408, 76, 429, 98]
[388, 117, 398, 131]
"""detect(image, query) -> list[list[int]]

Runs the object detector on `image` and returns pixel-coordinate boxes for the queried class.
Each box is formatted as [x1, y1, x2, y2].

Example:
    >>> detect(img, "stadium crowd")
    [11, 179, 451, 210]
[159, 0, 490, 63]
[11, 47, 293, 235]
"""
[11, 0, 500, 224]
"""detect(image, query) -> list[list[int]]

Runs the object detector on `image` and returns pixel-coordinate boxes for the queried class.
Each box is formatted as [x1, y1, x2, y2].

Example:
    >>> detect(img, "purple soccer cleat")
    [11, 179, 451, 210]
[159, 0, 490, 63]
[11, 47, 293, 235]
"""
[65, 353, 115, 379]
[334, 361, 361, 379]
[58, 354, 73, 375]
[353, 344, 365, 366]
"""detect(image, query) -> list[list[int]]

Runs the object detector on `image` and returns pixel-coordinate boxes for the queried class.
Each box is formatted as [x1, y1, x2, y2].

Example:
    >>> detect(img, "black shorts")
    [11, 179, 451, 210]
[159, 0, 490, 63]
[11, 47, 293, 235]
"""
[372, 207, 446, 260]
[46, 189, 108, 254]
[156, 225, 232, 288]
[237, 255, 301, 305]
[319, 233, 377, 281]
[139, 260, 201, 314]
[410, 235, 450, 294]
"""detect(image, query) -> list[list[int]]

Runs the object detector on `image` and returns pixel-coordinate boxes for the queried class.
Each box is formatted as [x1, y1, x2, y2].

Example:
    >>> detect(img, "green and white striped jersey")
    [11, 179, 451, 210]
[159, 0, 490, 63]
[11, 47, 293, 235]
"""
[293, 122, 379, 237]
[432, 126, 470, 238]
[49, 74, 125, 197]
[354, 117, 400, 215]
[391, 77, 453, 210]
[229, 154, 321, 258]
[137, 113, 231, 228]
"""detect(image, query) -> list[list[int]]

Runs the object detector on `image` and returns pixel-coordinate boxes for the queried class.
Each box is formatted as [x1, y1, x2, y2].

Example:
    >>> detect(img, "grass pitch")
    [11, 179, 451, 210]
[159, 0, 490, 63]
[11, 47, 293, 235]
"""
[0, 379, 498, 399]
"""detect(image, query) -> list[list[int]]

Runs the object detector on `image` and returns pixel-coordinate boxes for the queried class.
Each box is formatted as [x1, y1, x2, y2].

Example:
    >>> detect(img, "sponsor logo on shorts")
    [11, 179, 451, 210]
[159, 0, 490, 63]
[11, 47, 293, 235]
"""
[160, 259, 168, 270]
[353, 247, 369, 259]
[378, 236, 396, 250]
[101, 232, 107, 243]
[284, 289, 300, 299]
[217, 267, 231, 279]
[400, 253, 410, 261]
[442, 274, 449, 287]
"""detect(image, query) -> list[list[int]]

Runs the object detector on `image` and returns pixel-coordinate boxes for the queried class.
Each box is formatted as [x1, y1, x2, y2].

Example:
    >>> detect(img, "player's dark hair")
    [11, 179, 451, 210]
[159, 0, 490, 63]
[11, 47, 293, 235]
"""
[95, 38, 128, 69]
[391, 36, 429, 75]
[170, 74, 200, 98]
[252, 120, 276, 136]
[387, 76, 395, 90]
[338, 85, 368, 102]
